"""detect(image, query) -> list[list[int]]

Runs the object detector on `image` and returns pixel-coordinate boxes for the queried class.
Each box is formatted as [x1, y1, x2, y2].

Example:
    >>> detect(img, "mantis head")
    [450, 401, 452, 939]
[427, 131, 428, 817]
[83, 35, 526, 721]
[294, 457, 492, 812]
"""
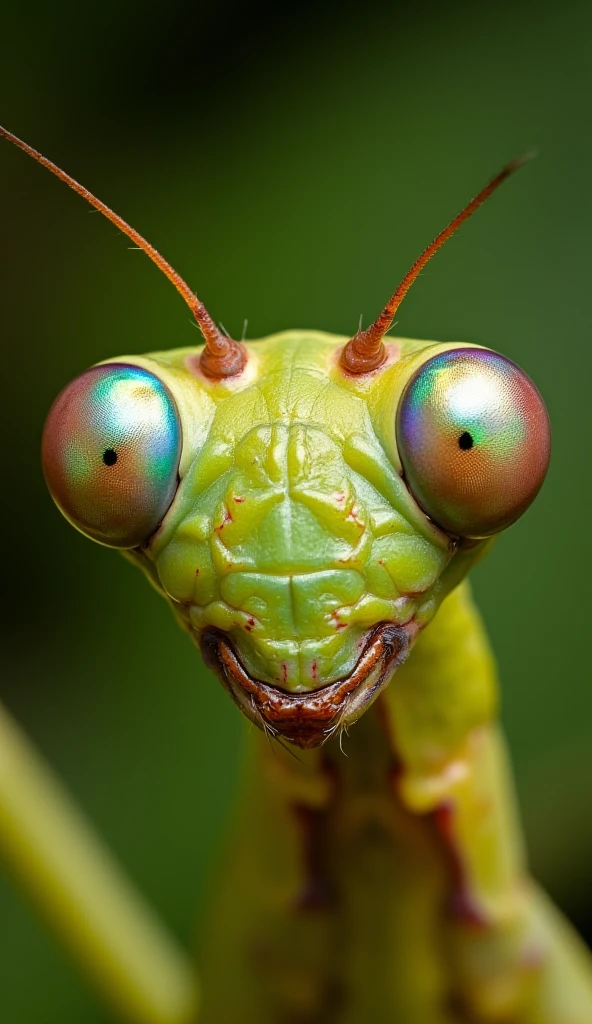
[1, 128, 550, 748]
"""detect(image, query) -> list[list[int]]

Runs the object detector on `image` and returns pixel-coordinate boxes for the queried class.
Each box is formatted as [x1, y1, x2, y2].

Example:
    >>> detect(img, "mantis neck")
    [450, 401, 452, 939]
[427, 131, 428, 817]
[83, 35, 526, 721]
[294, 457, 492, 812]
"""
[200, 583, 499, 1022]
[200, 682, 454, 1022]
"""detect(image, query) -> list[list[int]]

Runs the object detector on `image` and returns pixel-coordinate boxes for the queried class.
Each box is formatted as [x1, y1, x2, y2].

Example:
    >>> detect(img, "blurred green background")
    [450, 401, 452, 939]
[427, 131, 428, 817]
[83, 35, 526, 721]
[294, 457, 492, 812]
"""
[1, 1, 591, 1019]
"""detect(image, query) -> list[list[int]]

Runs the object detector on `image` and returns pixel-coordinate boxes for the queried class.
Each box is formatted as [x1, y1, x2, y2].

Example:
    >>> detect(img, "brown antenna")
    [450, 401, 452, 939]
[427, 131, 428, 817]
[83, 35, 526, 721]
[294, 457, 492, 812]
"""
[0, 126, 245, 378]
[340, 154, 533, 374]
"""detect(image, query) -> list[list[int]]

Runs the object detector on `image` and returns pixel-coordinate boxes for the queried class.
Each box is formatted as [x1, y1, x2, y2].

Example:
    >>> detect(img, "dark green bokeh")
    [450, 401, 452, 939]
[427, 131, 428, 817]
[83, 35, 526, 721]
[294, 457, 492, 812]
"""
[1, 2, 591, 1019]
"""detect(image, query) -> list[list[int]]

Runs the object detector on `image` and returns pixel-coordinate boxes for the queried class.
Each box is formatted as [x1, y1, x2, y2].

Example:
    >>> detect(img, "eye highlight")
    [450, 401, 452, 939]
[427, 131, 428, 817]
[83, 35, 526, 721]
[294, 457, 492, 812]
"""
[396, 348, 551, 538]
[42, 363, 182, 548]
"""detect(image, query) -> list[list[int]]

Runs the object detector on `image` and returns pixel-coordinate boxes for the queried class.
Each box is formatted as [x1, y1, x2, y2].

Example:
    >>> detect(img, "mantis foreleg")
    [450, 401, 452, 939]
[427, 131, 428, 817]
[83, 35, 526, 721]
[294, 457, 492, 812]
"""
[391, 583, 592, 1021]
[0, 699, 199, 1024]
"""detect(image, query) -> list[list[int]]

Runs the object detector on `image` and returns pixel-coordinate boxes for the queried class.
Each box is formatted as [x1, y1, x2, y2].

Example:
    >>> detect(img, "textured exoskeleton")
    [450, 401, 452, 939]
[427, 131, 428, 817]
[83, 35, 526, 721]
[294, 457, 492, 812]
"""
[1, 129, 590, 1024]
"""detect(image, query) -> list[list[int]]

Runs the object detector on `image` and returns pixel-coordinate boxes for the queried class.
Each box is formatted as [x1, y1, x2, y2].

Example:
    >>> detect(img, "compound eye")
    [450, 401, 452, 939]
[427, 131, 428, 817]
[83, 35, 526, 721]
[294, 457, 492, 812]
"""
[396, 348, 551, 538]
[42, 363, 182, 548]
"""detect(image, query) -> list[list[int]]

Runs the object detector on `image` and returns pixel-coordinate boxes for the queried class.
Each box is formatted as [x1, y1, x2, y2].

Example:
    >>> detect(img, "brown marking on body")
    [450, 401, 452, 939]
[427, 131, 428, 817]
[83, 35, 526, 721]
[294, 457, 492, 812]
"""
[433, 801, 489, 928]
[311, 660, 318, 682]
[292, 804, 334, 912]
[245, 617, 256, 632]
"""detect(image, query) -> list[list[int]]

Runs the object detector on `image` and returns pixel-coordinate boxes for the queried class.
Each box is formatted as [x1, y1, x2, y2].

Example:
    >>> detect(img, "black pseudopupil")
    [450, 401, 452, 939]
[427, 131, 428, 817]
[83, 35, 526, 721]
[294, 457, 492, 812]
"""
[458, 431, 474, 451]
[103, 448, 118, 466]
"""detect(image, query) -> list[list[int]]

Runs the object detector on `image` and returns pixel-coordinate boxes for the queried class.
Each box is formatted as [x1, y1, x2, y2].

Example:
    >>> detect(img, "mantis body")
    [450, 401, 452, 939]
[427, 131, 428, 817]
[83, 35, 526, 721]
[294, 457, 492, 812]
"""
[1, 127, 591, 1023]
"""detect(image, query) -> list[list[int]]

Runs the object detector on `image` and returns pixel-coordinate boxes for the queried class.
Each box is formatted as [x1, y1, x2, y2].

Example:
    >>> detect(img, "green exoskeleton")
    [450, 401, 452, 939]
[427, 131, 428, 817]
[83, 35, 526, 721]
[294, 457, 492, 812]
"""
[1, 126, 591, 1024]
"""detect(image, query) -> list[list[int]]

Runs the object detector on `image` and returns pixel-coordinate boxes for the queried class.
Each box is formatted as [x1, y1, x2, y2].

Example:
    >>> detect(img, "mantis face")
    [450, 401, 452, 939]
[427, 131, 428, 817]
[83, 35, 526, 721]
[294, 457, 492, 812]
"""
[0, 127, 550, 747]
[42, 332, 549, 747]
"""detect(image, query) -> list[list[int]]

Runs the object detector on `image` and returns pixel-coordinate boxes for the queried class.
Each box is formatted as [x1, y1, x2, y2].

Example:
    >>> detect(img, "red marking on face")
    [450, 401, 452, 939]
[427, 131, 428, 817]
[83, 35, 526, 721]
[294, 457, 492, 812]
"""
[345, 507, 364, 529]
[311, 660, 318, 681]
[281, 662, 288, 685]
[245, 616, 255, 632]
[334, 491, 346, 503]
[329, 611, 347, 631]
[233, 495, 245, 503]
[378, 559, 385, 566]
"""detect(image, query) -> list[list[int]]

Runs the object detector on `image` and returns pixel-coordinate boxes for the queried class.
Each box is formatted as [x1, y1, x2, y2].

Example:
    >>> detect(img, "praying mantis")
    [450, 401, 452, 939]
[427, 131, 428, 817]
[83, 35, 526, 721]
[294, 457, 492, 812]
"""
[1, 125, 591, 1024]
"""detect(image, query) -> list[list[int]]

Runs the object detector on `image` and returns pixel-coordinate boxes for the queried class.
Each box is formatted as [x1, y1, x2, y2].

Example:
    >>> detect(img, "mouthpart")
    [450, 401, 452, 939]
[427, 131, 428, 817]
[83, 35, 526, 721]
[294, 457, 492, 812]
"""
[199, 621, 416, 748]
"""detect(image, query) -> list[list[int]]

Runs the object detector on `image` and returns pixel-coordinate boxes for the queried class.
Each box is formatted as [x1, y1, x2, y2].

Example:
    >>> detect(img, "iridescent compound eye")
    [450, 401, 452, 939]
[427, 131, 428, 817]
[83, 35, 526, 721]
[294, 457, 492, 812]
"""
[396, 348, 551, 538]
[42, 363, 182, 548]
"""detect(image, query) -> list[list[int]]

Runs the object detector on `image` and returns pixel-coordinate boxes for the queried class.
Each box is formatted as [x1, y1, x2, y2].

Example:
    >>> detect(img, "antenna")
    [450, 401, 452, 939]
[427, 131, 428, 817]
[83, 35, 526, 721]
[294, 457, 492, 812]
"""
[340, 154, 533, 374]
[0, 126, 245, 378]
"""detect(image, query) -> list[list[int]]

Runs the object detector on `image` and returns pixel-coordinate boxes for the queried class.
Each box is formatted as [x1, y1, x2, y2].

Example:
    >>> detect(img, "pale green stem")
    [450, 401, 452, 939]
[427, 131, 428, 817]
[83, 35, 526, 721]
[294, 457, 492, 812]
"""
[0, 700, 199, 1024]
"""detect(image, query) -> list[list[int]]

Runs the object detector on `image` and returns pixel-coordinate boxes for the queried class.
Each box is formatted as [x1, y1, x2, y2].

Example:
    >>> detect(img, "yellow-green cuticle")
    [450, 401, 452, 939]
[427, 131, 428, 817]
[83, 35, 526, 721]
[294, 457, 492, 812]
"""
[145, 333, 470, 693]
[44, 333, 543, 698]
